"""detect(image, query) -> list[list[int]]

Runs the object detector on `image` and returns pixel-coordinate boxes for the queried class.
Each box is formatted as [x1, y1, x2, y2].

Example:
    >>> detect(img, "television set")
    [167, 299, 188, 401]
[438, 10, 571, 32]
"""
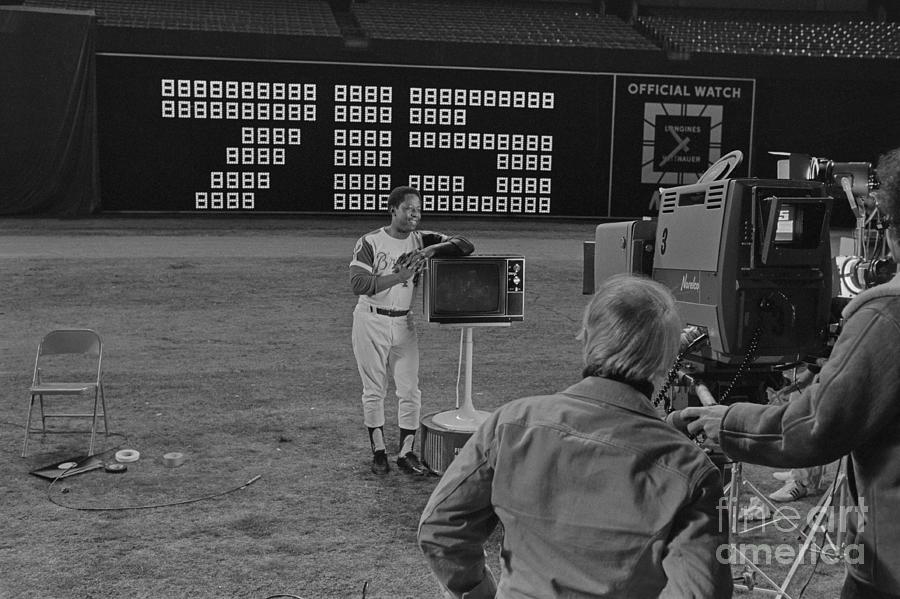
[424, 255, 525, 324]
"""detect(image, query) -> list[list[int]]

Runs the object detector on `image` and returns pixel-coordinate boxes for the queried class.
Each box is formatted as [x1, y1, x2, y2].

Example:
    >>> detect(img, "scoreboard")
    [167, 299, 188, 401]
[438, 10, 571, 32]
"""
[96, 55, 753, 217]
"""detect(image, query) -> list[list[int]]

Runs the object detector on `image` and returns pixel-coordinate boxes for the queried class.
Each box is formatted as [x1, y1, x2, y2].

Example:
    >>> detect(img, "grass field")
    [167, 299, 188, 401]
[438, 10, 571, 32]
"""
[0, 217, 847, 598]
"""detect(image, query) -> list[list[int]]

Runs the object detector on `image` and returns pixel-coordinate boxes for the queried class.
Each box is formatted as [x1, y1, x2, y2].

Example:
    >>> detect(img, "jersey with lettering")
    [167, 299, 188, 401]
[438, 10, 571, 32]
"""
[350, 228, 449, 311]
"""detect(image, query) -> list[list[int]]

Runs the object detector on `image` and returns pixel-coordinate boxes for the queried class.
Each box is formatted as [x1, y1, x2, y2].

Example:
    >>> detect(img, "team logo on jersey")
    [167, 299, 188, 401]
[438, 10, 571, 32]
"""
[373, 251, 392, 274]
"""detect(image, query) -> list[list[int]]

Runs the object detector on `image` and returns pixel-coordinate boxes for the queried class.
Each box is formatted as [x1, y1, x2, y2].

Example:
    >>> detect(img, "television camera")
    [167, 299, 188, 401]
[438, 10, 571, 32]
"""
[585, 150, 886, 409]
[774, 152, 897, 297]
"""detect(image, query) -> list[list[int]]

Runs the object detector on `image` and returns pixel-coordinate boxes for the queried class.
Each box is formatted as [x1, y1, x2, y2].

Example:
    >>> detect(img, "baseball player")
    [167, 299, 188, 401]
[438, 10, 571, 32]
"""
[350, 186, 474, 475]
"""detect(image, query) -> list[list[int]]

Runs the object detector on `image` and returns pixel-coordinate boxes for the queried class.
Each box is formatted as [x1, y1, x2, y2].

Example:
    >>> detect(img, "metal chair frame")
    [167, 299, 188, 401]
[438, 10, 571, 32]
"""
[22, 329, 109, 457]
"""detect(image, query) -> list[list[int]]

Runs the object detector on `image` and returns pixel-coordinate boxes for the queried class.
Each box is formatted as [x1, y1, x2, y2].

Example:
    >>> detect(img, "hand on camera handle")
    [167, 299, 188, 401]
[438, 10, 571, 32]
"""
[665, 410, 692, 436]
[679, 405, 729, 444]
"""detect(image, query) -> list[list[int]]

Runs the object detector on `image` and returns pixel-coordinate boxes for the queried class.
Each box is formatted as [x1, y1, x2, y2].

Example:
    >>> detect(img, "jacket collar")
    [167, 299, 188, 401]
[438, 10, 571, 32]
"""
[562, 376, 661, 420]
[842, 272, 900, 319]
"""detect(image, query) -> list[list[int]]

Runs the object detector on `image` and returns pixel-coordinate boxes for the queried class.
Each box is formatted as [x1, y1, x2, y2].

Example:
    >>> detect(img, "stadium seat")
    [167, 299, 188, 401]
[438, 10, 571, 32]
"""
[21, 0, 342, 37]
[22, 329, 109, 457]
[637, 13, 900, 59]
[353, 0, 660, 49]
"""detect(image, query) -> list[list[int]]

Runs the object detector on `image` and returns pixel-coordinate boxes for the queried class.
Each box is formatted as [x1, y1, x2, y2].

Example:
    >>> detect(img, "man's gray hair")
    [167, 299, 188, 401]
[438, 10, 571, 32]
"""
[581, 274, 682, 384]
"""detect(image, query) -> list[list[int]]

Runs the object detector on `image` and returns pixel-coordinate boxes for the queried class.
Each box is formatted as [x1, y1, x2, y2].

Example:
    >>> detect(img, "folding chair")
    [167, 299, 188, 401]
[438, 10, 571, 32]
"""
[22, 329, 109, 457]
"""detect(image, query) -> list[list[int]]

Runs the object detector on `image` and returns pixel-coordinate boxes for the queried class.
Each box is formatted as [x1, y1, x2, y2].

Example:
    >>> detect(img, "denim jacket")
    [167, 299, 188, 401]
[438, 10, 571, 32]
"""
[419, 376, 733, 598]
[721, 273, 900, 593]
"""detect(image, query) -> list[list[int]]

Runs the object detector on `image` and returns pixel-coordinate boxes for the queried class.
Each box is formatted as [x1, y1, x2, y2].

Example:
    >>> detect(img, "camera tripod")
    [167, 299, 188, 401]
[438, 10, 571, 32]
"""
[724, 457, 851, 599]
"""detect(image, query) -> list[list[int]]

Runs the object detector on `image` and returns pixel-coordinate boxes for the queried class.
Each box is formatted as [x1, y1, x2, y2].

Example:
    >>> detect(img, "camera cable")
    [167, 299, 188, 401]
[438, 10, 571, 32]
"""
[46, 469, 262, 511]
[653, 331, 709, 412]
[717, 324, 762, 405]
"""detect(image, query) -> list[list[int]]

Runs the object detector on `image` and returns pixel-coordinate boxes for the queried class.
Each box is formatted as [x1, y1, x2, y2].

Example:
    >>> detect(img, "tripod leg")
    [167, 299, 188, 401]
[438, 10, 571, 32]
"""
[727, 462, 742, 535]
[776, 489, 834, 598]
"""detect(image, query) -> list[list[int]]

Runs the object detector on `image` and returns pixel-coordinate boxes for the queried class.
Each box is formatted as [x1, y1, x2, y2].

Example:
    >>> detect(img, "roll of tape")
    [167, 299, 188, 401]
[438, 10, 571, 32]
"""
[115, 449, 140, 463]
[105, 463, 127, 473]
[163, 452, 186, 468]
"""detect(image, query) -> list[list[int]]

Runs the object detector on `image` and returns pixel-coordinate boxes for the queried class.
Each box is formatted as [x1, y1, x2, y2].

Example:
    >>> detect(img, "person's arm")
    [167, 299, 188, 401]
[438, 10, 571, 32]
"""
[660, 467, 733, 599]
[418, 418, 498, 599]
[717, 306, 900, 467]
[348, 235, 418, 296]
[349, 264, 416, 296]
[383, 233, 475, 285]
[421, 232, 475, 258]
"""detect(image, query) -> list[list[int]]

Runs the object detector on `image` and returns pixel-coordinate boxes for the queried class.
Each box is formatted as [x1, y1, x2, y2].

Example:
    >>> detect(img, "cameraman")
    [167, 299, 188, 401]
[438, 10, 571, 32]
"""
[682, 146, 900, 599]
[419, 275, 732, 598]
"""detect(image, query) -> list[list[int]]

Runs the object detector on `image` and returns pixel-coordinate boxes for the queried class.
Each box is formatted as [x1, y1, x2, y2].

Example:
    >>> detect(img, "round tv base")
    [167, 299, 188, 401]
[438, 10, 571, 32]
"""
[432, 406, 491, 431]
[420, 410, 487, 475]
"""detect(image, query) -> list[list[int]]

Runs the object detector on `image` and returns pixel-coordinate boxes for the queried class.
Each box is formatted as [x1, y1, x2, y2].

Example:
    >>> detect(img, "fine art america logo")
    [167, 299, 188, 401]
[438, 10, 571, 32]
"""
[717, 497, 867, 567]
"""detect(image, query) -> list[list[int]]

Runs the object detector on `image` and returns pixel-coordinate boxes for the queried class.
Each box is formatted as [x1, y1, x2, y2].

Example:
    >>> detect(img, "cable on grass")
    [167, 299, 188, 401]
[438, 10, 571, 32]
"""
[796, 539, 823, 599]
[15, 425, 262, 511]
[46, 465, 262, 511]
[263, 580, 369, 599]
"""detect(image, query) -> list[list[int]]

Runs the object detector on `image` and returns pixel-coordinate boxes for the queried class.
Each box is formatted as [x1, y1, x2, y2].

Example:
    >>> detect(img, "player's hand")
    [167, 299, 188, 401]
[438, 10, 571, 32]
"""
[393, 260, 415, 280]
[394, 251, 426, 277]
[681, 404, 728, 444]
[408, 250, 427, 272]
[399, 250, 427, 272]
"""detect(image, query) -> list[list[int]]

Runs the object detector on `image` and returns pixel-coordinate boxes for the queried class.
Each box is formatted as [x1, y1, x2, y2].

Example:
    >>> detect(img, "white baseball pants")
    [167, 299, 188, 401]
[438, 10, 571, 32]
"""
[352, 306, 422, 431]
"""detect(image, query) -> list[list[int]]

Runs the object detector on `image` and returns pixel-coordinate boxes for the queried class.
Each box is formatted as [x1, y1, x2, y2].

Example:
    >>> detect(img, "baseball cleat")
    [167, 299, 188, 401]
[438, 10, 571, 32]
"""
[371, 450, 390, 475]
[397, 451, 428, 475]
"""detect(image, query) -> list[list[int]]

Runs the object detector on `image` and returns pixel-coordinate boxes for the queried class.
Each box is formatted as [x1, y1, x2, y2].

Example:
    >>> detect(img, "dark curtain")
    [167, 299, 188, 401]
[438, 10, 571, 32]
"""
[0, 7, 99, 215]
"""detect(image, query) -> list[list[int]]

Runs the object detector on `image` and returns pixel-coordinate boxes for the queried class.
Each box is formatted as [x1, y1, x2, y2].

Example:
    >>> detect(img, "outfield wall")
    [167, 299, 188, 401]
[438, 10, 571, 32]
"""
[7, 7, 900, 224]
[97, 54, 755, 219]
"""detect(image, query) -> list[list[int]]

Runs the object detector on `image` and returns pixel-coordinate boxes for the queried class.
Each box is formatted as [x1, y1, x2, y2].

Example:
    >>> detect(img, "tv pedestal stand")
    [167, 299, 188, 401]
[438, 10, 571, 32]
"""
[420, 324, 509, 474]
[432, 325, 505, 431]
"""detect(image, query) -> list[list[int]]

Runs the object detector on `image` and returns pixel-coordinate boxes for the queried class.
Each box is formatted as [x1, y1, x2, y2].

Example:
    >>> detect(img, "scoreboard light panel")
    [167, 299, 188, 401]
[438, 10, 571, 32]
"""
[160, 78, 553, 214]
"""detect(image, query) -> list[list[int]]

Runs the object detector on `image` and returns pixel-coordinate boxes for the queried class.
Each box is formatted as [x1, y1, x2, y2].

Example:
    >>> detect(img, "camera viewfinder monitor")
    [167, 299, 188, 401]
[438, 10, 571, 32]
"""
[760, 196, 831, 266]
[425, 255, 525, 324]
[775, 204, 799, 242]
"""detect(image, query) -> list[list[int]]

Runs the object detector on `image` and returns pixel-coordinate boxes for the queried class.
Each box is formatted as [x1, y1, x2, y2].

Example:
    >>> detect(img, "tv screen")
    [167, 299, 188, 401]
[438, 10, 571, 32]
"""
[425, 255, 525, 324]
[433, 262, 501, 314]
[775, 204, 799, 243]
[759, 195, 831, 266]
